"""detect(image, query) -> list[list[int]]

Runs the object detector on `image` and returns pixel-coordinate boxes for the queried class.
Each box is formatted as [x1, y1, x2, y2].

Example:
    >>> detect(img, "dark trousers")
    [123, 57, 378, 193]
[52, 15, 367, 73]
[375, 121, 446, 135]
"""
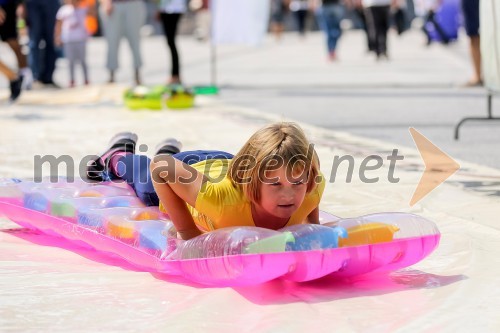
[25, 0, 59, 83]
[364, 5, 390, 56]
[294, 10, 308, 35]
[159, 13, 182, 77]
[114, 150, 234, 206]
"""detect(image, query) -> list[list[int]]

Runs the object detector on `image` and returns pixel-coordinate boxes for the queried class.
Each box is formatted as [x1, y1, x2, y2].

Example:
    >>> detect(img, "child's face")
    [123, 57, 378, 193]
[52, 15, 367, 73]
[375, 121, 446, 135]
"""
[257, 166, 308, 219]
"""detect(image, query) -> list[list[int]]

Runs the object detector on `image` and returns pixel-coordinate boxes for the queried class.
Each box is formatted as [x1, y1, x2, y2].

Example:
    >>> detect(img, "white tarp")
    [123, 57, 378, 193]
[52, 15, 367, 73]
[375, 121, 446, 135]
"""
[480, 0, 500, 91]
[211, 0, 270, 46]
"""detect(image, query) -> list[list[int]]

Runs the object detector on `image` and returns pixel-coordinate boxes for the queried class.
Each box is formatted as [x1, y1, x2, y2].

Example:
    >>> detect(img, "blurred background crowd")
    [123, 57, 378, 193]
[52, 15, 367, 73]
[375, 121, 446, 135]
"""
[0, 0, 481, 102]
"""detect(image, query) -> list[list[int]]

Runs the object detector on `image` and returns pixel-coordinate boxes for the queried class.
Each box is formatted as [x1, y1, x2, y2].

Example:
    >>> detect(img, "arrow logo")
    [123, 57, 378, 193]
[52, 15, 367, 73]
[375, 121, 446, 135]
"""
[409, 128, 460, 206]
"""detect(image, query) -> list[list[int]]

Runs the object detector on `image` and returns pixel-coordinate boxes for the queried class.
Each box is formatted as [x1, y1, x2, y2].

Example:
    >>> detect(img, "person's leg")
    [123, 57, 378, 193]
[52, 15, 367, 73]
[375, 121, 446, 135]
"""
[114, 154, 159, 206]
[372, 6, 389, 57]
[5, 39, 27, 69]
[378, 6, 390, 56]
[70, 40, 89, 84]
[326, 4, 345, 57]
[323, 7, 337, 57]
[294, 10, 307, 36]
[422, 11, 433, 45]
[39, 0, 59, 84]
[0, 60, 23, 101]
[87, 132, 138, 182]
[462, 0, 481, 85]
[123, 1, 146, 85]
[26, 0, 43, 82]
[63, 42, 77, 87]
[315, 7, 327, 48]
[0, 1, 31, 91]
[270, 0, 285, 41]
[6, 38, 33, 89]
[1, 0, 28, 71]
[78, 41, 89, 84]
[0, 61, 17, 81]
[113, 149, 233, 206]
[160, 12, 182, 82]
[99, 3, 122, 81]
[469, 35, 481, 83]
[355, 7, 372, 52]
[364, 7, 378, 55]
[372, 7, 383, 56]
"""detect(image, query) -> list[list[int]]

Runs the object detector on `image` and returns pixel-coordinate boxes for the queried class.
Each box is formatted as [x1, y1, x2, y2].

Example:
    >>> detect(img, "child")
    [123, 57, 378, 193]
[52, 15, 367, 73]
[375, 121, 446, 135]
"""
[55, 0, 93, 87]
[87, 123, 325, 240]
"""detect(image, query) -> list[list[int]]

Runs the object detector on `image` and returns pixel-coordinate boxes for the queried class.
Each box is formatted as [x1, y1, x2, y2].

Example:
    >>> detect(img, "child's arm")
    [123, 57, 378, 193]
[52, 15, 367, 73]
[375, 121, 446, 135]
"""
[54, 19, 62, 47]
[307, 206, 320, 224]
[150, 155, 208, 240]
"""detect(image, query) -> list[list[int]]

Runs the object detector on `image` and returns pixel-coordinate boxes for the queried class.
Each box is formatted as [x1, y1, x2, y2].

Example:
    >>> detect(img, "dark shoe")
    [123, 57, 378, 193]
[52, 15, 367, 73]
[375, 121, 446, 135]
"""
[42, 80, 61, 89]
[9, 76, 23, 102]
[154, 138, 182, 155]
[86, 132, 138, 181]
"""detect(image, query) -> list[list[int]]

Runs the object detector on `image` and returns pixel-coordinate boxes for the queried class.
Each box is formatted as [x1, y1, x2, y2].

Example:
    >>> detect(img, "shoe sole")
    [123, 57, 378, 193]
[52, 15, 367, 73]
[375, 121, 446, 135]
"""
[86, 132, 138, 181]
[154, 138, 182, 155]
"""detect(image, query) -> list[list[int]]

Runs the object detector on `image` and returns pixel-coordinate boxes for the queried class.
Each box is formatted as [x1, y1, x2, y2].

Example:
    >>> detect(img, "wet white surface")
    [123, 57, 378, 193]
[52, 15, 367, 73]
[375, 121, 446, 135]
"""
[1, 90, 499, 332]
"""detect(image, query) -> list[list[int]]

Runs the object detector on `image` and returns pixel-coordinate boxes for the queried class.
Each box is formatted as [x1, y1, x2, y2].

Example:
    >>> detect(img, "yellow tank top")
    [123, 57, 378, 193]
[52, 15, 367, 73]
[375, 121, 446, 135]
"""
[159, 159, 325, 231]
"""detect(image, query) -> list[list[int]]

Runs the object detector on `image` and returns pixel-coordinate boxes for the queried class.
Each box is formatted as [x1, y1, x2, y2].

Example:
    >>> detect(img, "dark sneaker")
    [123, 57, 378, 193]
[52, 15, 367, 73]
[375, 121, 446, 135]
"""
[154, 138, 182, 155]
[42, 80, 62, 89]
[86, 132, 138, 181]
[9, 76, 23, 102]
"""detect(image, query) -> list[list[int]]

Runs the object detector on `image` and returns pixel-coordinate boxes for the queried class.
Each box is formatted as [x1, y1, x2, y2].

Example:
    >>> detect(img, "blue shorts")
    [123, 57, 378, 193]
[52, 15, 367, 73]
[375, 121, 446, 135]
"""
[114, 150, 234, 206]
[462, 0, 479, 37]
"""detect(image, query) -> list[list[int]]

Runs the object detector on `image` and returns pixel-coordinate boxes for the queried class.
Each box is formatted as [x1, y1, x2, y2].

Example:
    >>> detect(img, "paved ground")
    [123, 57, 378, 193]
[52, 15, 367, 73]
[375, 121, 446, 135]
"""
[2, 29, 499, 171]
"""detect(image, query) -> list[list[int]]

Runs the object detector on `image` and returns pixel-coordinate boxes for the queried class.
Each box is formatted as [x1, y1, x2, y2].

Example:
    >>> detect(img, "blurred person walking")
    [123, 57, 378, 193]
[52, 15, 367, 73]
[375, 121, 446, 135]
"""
[270, 0, 288, 41]
[0, 0, 32, 90]
[99, 0, 146, 85]
[312, 0, 345, 61]
[461, 0, 481, 86]
[55, 0, 95, 87]
[25, 0, 60, 87]
[362, 0, 396, 59]
[157, 0, 186, 85]
[290, 0, 309, 36]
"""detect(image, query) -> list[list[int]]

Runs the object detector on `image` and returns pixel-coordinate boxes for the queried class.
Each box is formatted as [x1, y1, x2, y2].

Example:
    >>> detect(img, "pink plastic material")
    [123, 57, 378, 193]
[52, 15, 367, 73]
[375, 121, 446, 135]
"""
[0, 180, 441, 287]
[0, 200, 440, 286]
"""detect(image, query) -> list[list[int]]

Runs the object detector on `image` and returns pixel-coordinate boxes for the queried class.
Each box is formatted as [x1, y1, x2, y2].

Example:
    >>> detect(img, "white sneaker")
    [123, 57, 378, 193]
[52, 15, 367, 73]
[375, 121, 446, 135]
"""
[20, 68, 33, 90]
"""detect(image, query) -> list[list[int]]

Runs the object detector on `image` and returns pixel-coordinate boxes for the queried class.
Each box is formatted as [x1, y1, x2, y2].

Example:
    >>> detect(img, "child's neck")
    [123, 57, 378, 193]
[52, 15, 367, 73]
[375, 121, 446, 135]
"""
[251, 203, 289, 230]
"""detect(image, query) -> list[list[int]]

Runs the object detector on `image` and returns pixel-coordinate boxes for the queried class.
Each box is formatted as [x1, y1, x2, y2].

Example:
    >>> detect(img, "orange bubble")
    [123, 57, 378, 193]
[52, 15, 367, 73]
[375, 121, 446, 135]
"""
[134, 211, 159, 221]
[338, 223, 399, 247]
[106, 216, 135, 239]
[78, 190, 103, 197]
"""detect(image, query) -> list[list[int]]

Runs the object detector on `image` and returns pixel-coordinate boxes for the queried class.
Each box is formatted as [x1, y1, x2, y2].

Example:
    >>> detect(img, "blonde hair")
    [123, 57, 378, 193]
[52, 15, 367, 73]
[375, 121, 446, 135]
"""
[228, 122, 320, 203]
